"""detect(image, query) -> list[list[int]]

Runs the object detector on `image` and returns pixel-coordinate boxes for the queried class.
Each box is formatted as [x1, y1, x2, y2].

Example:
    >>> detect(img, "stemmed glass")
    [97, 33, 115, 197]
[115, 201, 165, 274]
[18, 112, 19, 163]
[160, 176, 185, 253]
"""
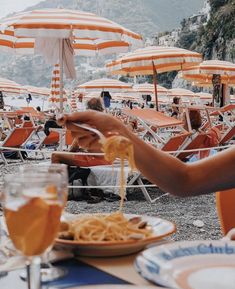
[0, 191, 8, 265]
[19, 163, 68, 282]
[3, 172, 63, 289]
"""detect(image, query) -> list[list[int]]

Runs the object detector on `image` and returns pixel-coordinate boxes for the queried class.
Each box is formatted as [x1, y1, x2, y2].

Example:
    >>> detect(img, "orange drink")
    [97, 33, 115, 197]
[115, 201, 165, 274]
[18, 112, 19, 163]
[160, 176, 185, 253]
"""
[5, 197, 62, 256]
[3, 172, 64, 289]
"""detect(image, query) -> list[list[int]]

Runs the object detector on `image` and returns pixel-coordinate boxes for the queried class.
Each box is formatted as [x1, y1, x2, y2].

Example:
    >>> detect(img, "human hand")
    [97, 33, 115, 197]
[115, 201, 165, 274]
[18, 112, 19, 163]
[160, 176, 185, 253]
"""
[57, 111, 128, 151]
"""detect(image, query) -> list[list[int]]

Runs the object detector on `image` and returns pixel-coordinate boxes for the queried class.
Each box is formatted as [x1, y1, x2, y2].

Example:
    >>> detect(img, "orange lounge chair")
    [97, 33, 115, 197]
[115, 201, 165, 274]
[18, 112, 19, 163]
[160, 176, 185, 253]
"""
[162, 132, 191, 152]
[176, 132, 208, 161]
[123, 108, 184, 146]
[216, 189, 235, 235]
[0, 127, 35, 164]
[123, 108, 183, 128]
[219, 126, 235, 145]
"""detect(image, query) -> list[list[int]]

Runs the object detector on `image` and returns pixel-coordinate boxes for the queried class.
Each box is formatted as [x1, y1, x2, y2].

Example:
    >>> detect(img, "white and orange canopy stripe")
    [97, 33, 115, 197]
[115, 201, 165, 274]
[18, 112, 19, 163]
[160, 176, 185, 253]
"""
[0, 9, 142, 47]
[195, 92, 213, 100]
[23, 85, 50, 96]
[0, 27, 130, 56]
[182, 60, 235, 85]
[77, 78, 132, 92]
[0, 77, 25, 94]
[133, 83, 168, 94]
[106, 46, 202, 76]
[168, 88, 196, 98]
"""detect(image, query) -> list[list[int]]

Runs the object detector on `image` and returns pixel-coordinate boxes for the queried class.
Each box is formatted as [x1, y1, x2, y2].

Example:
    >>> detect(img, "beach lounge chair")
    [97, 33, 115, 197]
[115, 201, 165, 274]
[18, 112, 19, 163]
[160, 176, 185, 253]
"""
[176, 132, 208, 161]
[219, 126, 235, 145]
[216, 189, 235, 235]
[0, 127, 35, 164]
[123, 108, 184, 146]
[161, 132, 191, 152]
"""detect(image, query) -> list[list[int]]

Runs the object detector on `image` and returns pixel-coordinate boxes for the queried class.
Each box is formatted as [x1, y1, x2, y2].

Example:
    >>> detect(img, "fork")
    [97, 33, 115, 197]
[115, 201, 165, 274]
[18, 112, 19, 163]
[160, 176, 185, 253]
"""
[72, 122, 106, 143]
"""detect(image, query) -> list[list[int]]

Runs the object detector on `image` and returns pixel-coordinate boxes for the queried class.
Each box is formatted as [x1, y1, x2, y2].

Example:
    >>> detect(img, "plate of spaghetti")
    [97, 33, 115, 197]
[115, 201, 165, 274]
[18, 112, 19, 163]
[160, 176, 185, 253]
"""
[56, 133, 175, 256]
[56, 212, 176, 257]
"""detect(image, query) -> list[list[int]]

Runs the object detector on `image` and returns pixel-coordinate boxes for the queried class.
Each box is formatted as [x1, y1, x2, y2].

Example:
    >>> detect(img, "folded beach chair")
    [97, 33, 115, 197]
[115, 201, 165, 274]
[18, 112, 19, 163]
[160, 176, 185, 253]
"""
[123, 108, 184, 146]
[0, 127, 35, 164]
[216, 189, 235, 235]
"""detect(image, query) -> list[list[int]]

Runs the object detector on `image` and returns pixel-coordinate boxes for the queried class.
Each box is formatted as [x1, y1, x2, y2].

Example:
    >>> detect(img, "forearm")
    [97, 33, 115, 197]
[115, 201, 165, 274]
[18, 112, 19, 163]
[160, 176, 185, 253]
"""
[121, 127, 190, 196]
[120, 127, 235, 196]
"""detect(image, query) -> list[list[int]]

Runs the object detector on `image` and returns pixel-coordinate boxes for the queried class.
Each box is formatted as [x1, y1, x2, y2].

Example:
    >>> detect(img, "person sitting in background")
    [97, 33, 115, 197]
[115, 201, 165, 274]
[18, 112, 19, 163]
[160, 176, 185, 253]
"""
[77, 93, 85, 111]
[171, 96, 181, 118]
[182, 109, 221, 160]
[51, 97, 111, 203]
[44, 114, 62, 136]
[86, 97, 104, 112]
[182, 109, 202, 132]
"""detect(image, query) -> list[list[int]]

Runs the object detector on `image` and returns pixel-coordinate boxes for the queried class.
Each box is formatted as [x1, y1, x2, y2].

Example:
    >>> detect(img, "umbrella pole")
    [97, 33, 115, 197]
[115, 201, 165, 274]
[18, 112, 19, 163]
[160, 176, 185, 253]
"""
[59, 40, 64, 113]
[152, 61, 158, 111]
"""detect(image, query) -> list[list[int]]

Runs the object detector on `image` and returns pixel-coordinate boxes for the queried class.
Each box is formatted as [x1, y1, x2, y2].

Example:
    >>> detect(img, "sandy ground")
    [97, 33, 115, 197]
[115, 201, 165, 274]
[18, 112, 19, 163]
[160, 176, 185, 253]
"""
[0, 160, 222, 241]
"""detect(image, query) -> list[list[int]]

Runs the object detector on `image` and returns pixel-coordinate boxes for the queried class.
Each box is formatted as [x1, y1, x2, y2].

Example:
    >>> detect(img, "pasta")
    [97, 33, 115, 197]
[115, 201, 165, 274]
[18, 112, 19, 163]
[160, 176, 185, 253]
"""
[102, 135, 136, 210]
[58, 212, 152, 242]
[57, 133, 152, 244]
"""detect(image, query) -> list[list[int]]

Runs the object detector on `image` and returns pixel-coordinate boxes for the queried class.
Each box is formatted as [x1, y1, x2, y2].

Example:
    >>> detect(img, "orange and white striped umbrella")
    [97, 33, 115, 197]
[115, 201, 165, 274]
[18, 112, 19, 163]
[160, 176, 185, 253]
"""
[23, 85, 50, 96]
[106, 46, 202, 76]
[0, 9, 142, 47]
[0, 77, 25, 94]
[49, 64, 67, 104]
[195, 92, 212, 100]
[168, 88, 196, 98]
[77, 78, 132, 92]
[0, 27, 130, 56]
[133, 83, 168, 94]
[182, 60, 235, 84]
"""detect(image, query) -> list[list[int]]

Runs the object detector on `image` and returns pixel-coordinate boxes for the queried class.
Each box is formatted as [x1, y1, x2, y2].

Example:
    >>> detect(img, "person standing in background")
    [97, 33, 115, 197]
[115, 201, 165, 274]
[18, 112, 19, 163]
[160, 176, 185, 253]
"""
[101, 91, 112, 111]
[0, 91, 4, 110]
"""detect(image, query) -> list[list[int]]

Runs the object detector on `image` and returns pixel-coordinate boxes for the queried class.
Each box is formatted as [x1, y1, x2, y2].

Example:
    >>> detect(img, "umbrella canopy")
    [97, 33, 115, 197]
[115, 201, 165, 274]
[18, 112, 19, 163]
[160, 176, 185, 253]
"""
[182, 60, 235, 84]
[0, 77, 25, 94]
[168, 88, 196, 98]
[0, 27, 130, 56]
[106, 46, 202, 111]
[106, 46, 202, 76]
[133, 83, 168, 94]
[77, 78, 132, 92]
[0, 9, 142, 46]
[23, 85, 50, 96]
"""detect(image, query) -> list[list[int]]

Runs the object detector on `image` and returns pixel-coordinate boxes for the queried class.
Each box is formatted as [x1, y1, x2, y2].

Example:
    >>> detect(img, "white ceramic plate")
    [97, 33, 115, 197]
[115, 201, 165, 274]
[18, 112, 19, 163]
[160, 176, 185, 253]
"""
[135, 240, 235, 289]
[55, 213, 176, 257]
[70, 284, 162, 289]
[70, 284, 161, 289]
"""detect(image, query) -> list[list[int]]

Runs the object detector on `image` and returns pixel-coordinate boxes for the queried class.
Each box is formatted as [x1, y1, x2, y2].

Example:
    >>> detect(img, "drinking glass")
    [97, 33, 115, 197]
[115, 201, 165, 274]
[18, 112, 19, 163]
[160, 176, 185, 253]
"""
[20, 163, 68, 207]
[19, 163, 68, 282]
[0, 191, 7, 265]
[3, 172, 63, 289]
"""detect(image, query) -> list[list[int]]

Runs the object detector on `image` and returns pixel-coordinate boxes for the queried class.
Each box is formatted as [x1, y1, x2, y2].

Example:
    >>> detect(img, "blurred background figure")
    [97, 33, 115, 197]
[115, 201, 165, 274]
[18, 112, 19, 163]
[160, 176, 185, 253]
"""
[26, 93, 32, 105]
[101, 91, 112, 111]
[87, 97, 104, 112]
[0, 91, 4, 110]
[77, 93, 85, 111]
